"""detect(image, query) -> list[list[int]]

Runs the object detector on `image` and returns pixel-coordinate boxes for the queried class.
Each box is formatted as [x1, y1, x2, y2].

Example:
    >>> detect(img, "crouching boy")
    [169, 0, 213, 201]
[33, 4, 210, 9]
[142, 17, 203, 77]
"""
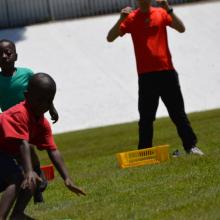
[0, 73, 85, 220]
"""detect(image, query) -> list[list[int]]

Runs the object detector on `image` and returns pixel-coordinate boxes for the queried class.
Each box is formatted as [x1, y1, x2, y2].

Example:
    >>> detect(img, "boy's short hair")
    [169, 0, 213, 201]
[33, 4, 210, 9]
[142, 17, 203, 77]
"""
[0, 39, 16, 51]
[27, 73, 56, 92]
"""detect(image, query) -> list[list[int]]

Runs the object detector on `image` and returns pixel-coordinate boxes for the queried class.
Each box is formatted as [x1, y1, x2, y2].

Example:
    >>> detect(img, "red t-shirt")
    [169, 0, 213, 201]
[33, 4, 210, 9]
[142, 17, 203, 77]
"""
[0, 101, 57, 156]
[120, 7, 174, 74]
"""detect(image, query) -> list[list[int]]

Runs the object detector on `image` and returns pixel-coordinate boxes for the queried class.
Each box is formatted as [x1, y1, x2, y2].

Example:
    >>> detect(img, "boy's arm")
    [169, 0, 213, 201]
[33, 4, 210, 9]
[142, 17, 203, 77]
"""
[19, 140, 41, 191]
[107, 7, 133, 42]
[47, 149, 86, 196]
[49, 103, 59, 124]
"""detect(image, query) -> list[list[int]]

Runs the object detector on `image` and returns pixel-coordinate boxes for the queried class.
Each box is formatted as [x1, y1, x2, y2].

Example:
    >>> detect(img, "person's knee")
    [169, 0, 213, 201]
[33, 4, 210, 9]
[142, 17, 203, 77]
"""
[0, 205, 10, 220]
[0, 208, 8, 219]
[139, 116, 155, 127]
[0, 184, 17, 219]
[0, 214, 7, 219]
[168, 110, 187, 122]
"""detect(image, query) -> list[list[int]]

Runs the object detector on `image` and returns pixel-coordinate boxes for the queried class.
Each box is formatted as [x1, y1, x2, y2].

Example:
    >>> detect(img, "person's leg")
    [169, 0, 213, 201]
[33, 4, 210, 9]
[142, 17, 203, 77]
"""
[160, 70, 198, 151]
[10, 150, 39, 219]
[138, 73, 160, 149]
[0, 184, 19, 220]
[10, 188, 34, 220]
[0, 153, 23, 219]
[30, 145, 47, 203]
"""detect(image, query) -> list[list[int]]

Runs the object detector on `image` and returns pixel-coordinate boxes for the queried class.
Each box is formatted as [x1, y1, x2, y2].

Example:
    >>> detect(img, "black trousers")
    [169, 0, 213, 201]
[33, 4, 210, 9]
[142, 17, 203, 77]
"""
[138, 70, 197, 150]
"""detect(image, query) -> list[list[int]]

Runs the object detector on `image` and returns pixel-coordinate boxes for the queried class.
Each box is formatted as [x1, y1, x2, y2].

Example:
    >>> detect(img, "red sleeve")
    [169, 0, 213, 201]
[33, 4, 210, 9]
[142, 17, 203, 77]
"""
[160, 9, 172, 26]
[36, 119, 57, 151]
[1, 111, 29, 141]
[120, 16, 133, 34]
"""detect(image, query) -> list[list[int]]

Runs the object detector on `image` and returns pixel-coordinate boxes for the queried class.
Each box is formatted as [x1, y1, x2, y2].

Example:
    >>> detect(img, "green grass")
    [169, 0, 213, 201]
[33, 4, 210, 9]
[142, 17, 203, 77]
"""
[25, 109, 220, 219]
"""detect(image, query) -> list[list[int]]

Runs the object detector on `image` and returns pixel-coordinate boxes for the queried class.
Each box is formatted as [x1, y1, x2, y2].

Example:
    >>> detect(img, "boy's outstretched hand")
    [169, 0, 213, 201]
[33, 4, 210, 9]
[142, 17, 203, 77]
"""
[64, 178, 86, 196]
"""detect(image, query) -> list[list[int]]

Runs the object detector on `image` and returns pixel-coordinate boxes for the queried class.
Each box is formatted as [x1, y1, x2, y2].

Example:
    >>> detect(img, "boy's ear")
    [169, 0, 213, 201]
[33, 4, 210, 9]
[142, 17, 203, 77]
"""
[24, 90, 28, 99]
[15, 53, 18, 61]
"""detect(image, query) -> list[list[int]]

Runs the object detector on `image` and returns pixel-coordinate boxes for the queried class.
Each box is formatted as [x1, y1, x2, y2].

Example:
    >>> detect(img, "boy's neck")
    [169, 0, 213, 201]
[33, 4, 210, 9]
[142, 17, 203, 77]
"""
[0, 65, 16, 77]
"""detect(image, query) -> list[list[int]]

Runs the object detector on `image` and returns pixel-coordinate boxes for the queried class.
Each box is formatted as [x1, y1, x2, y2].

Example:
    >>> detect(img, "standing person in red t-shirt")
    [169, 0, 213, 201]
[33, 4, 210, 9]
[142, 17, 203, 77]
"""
[107, 0, 204, 155]
[0, 73, 85, 220]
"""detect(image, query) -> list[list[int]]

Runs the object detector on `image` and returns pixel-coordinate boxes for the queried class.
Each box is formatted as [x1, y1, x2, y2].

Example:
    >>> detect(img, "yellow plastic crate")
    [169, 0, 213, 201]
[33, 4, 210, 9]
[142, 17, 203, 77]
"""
[116, 145, 170, 168]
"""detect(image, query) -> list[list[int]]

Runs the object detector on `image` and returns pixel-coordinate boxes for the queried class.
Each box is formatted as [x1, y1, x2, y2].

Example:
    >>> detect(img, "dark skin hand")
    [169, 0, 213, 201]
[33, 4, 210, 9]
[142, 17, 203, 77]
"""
[48, 149, 86, 196]
[20, 171, 42, 193]
[64, 178, 86, 196]
[19, 140, 42, 193]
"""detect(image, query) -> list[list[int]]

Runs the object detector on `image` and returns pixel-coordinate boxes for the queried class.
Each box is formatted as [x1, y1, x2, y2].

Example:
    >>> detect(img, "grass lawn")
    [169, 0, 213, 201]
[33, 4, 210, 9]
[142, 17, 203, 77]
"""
[24, 109, 220, 219]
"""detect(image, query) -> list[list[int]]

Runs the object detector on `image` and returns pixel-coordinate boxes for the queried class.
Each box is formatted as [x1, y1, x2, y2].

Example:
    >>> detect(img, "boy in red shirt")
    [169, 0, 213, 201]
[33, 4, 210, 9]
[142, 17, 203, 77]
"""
[0, 73, 85, 220]
[107, 0, 204, 155]
[0, 39, 59, 203]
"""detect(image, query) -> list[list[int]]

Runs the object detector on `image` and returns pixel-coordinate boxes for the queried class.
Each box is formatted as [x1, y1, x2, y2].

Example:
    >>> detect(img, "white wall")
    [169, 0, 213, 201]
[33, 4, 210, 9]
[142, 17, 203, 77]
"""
[0, 1, 219, 133]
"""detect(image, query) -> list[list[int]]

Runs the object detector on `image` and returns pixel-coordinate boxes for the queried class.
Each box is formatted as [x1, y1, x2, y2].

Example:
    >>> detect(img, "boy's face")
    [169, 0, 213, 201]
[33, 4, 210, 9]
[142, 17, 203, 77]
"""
[26, 87, 55, 117]
[0, 41, 17, 68]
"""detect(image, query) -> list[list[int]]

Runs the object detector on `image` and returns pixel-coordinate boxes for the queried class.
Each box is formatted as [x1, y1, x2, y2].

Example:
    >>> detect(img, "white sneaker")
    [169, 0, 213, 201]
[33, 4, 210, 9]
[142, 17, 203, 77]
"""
[187, 146, 204, 156]
[172, 149, 181, 157]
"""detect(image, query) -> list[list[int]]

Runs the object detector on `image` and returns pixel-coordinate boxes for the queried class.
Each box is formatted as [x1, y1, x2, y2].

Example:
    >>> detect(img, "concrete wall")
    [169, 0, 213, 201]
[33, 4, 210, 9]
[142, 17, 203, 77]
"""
[0, 0, 201, 29]
[0, 0, 9, 28]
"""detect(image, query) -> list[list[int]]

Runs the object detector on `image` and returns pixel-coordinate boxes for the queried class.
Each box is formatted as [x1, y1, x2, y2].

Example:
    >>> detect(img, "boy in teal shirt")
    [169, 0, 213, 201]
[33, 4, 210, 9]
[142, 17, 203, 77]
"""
[0, 39, 59, 203]
[0, 39, 58, 122]
[0, 67, 33, 111]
